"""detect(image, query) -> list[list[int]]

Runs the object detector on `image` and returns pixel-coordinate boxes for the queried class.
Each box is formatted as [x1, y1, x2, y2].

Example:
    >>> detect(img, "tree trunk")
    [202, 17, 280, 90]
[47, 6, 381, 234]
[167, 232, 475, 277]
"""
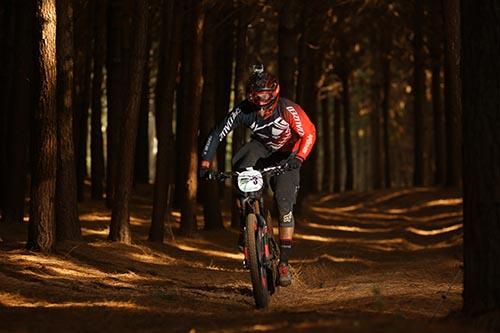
[73, 0, 92, 201]
[28, 0, 57, 252]
[55, 0, 80, 241]
[150, 0, 181, 242]
[180, 0, 204, 237]
[214, 7, 234, 180]
[371, 75, 382, 190]
[341, 72, 353, 191]
[321, 97, 333, 193]
[173, 0, 193, 209]
[106, 0, 127, 208]
[134, 18, 152, 185]
[0, 2, 12, 215]
[443, 0, 462, 188]
[201, 6, 223, 231]
[412, 0, 425, 186]
[230, 3, 247, 228]
[430, 0, 445, 186]
[109, 0, 148, 243]
[295, 17, 320, 198]
[462, 0, 500, 322]
[333, 96, 342, 192]
[278, 1, 300, 100]
[90, 0, 106, 200]
[2, 0, 33, 225]
[294, 27, 311, 212]
[381, 43, 392, 189]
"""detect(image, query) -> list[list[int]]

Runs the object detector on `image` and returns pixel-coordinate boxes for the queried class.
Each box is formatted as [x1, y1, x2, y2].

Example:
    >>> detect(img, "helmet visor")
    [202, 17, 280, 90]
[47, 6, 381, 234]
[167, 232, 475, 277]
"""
[249, 90, 274, 106]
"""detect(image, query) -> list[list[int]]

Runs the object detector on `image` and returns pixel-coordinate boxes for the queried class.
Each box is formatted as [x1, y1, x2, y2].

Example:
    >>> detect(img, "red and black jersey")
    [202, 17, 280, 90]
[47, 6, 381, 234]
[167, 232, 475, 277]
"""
[201, 98, 316, 163]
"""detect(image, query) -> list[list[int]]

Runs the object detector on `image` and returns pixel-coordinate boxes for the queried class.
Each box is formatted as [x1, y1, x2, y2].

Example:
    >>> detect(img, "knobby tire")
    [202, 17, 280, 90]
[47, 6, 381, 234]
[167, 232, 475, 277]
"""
[246, 213, 269, 309]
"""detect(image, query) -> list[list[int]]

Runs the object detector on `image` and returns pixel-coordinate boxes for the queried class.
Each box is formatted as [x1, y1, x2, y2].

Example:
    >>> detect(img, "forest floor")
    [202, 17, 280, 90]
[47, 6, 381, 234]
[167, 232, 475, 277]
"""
[0, 186, 487, 332]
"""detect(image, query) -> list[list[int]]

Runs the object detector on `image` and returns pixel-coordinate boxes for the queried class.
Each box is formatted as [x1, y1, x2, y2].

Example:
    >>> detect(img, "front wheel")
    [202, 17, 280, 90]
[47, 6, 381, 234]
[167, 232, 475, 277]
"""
[246, 213, 269, 309]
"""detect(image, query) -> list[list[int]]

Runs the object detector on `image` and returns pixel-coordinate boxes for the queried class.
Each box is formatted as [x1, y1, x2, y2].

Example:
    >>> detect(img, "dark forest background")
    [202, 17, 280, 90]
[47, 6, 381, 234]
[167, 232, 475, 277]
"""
[0, 0, 498, 323]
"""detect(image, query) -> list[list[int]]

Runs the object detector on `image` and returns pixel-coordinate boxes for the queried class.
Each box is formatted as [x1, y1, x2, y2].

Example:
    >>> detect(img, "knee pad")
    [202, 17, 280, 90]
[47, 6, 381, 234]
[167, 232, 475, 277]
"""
[279, 211, 295, 227]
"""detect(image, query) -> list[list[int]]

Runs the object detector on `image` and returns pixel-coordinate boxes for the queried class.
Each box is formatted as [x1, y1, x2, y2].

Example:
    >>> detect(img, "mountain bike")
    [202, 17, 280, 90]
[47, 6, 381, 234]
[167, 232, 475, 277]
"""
[209, 165, 287, 309]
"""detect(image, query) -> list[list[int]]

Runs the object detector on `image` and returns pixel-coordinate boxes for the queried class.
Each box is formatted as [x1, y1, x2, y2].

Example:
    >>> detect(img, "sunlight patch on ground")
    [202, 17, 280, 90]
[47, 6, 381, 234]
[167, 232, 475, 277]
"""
[0, 292, 147, 310]
[290, 253, 365, 264]
[293, 233, 460, 252]
[82, 228, 109, 236]
[79, 213, 110, 222]
[406, 223, 462, 236]
[3, 252, 162, 285]
[305, 222, 392, 233]
[313, 210, 462, 224]
[129, 252, 176, 265]
[311, 207, 400, 221]
[169, 243, 242, 261]
[368, 187, 435, 204]
[386, 198, 462, 214]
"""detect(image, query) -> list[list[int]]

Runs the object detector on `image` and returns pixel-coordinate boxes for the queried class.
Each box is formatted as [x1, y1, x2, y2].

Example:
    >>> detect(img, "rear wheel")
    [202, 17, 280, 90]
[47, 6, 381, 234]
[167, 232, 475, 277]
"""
[246, 213, 269, 308]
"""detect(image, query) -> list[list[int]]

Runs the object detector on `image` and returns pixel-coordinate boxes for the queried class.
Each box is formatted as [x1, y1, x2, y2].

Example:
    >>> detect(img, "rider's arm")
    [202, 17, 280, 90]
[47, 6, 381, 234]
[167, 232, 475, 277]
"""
[200, 106, 245, 166]
[283, 104, 316, 161]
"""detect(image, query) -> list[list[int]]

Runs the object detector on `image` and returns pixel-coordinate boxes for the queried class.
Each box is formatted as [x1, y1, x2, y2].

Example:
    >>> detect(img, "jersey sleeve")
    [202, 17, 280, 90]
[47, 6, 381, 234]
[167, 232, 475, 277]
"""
[200, 107, 244, 163]
[283, 104, 316, 160]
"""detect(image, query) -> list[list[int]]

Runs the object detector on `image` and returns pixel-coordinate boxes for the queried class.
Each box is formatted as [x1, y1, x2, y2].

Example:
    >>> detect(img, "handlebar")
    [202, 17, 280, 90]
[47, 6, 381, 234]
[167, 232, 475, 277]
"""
[205, 164, 290, 181]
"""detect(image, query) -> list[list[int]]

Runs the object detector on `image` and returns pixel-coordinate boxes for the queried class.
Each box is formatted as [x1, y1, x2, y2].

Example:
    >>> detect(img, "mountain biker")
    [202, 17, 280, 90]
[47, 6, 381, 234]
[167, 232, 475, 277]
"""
[199, 65, 316, 287]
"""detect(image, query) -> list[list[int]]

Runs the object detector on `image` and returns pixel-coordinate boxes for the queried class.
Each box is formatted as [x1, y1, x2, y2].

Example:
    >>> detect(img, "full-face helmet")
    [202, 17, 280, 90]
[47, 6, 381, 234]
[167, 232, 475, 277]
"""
[246, 64, 280, 117]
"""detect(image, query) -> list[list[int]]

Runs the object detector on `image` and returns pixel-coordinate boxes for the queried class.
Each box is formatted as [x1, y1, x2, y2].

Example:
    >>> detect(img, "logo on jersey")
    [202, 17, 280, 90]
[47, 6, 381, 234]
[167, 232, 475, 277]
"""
[286, 106, 304, 136]
[302, 134, 314, 155]
[219, 108, 241, 141]
[203, 135, 213, 155]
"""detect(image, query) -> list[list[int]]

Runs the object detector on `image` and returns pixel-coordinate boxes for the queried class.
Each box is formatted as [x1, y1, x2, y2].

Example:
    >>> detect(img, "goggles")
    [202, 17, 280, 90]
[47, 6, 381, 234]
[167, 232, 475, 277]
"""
[249, 90, 275, 106]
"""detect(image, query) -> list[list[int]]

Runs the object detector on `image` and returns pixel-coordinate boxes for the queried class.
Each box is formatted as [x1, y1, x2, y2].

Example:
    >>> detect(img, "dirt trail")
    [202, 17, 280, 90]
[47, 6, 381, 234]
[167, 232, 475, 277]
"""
[0, 187, 482, 332]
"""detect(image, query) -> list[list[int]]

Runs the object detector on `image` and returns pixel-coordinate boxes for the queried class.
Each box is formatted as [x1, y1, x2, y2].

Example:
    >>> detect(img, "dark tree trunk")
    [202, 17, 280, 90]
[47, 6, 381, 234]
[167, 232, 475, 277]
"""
[109, 0, 148, 243]
[308, 60, 321, 194]
[28, 0, 57, 252]
[430, 0, 445, 186]
[371, 76, 382, 190]
[73, 0, 92, 201]
[278, 1, 300, 100]
[55, 0, 81, 241]
[2, 0, 33, 225]
[381, 42, 392, 189]
[294, 29, 311, 212]
[201, 6, 223, 231]
[214, 8, 234, 179]
[0, 3, 9, 214]
[295, 16, 320, 198]
[150, 0, 182, 242]
[443, 0, 462, 188]
[90, 0, 106, 200]
[134, 18, 152, 185]
[333, 96, 342, 192]
[230, 2, 248, 228]
[179, 0, 204, 237]
[106, 0, 127, 208]
[341, 72, 353, 191]
[321, 97, 333, 193]
[462, 0, 500, 322]
[412, 0, 425, 186]
[173, 0, 193, 209]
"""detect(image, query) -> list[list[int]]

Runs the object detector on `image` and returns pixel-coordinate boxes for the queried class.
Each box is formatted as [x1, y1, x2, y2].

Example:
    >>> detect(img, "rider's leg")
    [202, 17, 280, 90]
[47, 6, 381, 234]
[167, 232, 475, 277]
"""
[273, 167, 300, 264]
[232, 140, 270, 171]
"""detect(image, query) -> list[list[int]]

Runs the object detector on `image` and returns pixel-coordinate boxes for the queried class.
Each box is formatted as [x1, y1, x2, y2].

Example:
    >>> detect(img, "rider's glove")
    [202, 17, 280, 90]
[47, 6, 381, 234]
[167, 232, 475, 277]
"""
[287, 157, 303, 169]
[199, 160, 211, 179]
[199, 167, 210, 179]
